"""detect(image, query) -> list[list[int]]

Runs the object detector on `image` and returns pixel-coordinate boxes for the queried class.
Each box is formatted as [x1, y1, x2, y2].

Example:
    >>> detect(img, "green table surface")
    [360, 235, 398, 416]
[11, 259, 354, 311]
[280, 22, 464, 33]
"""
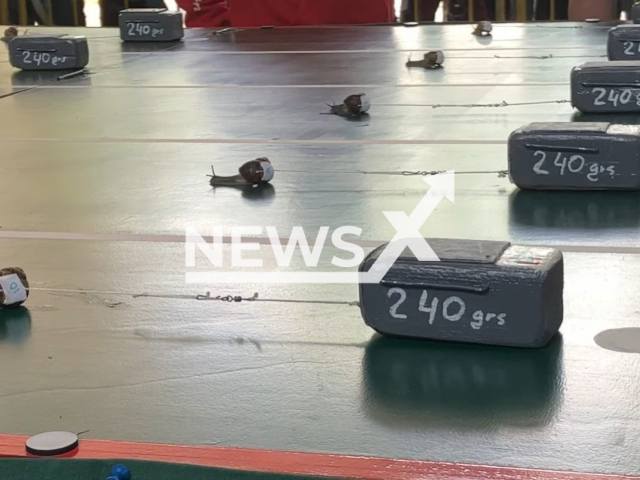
[0, 22, 639, 477]
[0, 459, 329, 480]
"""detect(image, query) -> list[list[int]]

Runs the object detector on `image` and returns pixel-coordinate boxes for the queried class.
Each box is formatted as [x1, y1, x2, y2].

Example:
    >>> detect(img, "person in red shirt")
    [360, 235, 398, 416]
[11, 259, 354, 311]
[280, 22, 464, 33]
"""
[568, 0, 616, 20]
[176, 0, 229, 27]
[175, 0, 395, 28]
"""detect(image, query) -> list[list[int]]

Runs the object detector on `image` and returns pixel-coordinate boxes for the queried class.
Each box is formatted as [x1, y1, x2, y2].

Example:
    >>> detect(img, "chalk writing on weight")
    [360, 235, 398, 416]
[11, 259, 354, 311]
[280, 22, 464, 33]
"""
[127, 23, 165, 38]
[623, 41, 640, 56]
[532, 149, 615, 182]
[22, 51, 68, 67]
[592, 87, 640, 107]
[386, 287, 506, 331]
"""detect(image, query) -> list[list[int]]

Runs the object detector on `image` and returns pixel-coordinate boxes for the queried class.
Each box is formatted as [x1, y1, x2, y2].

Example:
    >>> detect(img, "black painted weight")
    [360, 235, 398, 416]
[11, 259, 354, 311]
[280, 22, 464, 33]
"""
[508, 122, 640, 190]
[571, 61, 640, 113]
[358, 239, 563, 348]
[8, 36, 89, 71]
[119, 9, 184, 42]
[608, 25, 640, 60]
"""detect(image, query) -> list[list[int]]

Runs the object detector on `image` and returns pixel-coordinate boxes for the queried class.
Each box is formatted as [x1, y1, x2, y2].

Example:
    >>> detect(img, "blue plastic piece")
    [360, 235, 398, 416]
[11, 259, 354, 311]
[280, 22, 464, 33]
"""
[110, 464, 132, 480]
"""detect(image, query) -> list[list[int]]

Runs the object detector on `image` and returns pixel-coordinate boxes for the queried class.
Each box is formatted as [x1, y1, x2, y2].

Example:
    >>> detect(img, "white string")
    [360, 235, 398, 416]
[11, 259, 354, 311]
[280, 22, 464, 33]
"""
[493, 54, 606, 59]
[28, 287, 360, 307]
[276, 169, 508, 177]
[375, 100, 570, 108]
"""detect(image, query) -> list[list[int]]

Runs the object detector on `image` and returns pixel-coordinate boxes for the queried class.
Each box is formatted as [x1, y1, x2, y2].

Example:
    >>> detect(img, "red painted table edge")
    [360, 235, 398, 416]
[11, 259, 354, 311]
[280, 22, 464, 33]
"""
[0, 433, 636, 480]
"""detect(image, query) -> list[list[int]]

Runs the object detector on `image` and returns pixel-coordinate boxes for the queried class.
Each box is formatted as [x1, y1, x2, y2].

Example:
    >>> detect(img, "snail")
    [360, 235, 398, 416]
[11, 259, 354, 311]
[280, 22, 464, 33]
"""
[208, 158, 274, 187]
[472, 21, 492, 36]
[0, 267, 29, 308]
[326, 93, 371, 117]
[406, 50, 445, 69]
[1, 27, 18, 44]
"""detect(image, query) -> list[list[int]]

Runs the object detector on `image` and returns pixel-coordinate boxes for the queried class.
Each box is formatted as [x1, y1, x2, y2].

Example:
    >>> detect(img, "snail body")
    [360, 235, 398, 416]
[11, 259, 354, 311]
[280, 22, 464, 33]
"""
[406, 50, 444, 69]
[0, 267, 29, 308]
[473, 21, 492, 36]
[209, 158, 274, 187]
[327, 93, 370, 117]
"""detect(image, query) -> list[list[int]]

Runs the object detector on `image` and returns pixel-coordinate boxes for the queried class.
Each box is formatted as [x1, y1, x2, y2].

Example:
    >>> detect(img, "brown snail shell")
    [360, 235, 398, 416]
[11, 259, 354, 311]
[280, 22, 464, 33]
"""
[209, 158, 274, 187]
[473, 21, 492, 36]
[343, 93, 371, 114]
[327, 93, 371, 117]
[238, 157, 274, 184]
[425, 50, 444, 66]
[1, 27, 18, 44]
[0, 267, 29, 308]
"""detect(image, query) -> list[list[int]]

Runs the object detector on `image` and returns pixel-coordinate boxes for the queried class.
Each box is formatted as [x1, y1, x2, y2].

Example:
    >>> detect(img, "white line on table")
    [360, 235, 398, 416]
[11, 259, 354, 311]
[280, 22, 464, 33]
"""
[0, 230, 638, 255]
[22, 82, 570, 88]
[118, 46, 604, 54]
[0, 137, 507, 145]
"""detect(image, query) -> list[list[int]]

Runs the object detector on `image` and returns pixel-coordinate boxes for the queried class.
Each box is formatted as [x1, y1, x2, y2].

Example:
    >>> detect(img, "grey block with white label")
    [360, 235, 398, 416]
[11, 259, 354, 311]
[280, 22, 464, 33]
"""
[608, 25, 640, 60]
[508, 123, 640, 190]
[358, 239, 563, 348]
[571, 61, 640, 113]
[9, 36, 89, 71]
[119, 9, 184, 42]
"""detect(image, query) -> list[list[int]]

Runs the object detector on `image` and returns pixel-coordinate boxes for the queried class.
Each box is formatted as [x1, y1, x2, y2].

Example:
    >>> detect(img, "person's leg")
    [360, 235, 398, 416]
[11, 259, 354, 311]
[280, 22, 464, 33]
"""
[400, 0, 414, 22]
[568, 0, 616, 20]
[555, 0, 569, 19]
[100, 0, 123, 26]
[413, 0, 440, 22]
[100, 0, 168, 26]
[473, 0, 503, 21]
[50, 0, 86, 26]
[534, 0, 549, 19]
[7, 0, 36, 25]
[472, 0, 490, 20]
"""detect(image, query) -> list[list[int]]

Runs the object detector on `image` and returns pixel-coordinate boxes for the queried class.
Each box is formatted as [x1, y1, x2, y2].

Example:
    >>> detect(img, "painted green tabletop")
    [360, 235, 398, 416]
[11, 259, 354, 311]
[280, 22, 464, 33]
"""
[0, 22, 638, 477]
[0, 459, 337, 480]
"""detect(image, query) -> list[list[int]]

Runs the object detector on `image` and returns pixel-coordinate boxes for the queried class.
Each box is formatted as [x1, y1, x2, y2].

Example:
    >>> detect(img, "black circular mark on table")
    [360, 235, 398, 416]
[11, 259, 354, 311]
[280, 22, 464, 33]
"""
[595, 328, 640, 353]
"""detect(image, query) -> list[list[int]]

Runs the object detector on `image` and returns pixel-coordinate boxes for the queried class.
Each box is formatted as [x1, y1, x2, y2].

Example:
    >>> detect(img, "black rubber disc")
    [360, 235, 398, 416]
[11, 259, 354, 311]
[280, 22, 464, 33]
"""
[25, 431, 79, 456]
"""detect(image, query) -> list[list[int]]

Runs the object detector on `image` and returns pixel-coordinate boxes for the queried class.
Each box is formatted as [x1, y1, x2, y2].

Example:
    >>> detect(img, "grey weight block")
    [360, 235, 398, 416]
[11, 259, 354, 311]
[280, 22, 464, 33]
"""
[633, 1, 640, 24]
[119, 8, 184, 42]
[608, 25, 640, 60]
[358, 239, 563, 348]
[508, 122, 640, 190]
[571, 61, 640, 113]
[9, 36, 89, 71]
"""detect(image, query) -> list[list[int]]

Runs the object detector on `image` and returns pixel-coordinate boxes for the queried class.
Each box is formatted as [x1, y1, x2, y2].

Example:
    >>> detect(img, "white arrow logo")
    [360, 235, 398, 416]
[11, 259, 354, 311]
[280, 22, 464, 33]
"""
[185, 171, 454, 284]
[360, 170, 455, 284]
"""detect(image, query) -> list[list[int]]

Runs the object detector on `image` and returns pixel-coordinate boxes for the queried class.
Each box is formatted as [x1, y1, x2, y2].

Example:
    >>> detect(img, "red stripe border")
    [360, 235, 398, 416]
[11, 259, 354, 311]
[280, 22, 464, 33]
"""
[0, 434, 637, 480]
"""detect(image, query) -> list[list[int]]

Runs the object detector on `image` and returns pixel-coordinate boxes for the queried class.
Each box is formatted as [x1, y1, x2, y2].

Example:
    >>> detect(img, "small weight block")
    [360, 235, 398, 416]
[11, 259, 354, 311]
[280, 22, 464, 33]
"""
[508, 122, 640, 190]
[358, 239, 563, 348]
[571, 61, 640, 113]
[633, 1, 640, 24]
[9, 36, 89, 71]
[608, 25, 640, 60]
[119, 8, 184, 42]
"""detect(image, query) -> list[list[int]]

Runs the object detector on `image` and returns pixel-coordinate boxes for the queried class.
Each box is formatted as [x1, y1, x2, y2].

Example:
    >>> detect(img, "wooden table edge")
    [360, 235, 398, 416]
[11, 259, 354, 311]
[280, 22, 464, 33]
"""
[0, 434, 636, 480]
